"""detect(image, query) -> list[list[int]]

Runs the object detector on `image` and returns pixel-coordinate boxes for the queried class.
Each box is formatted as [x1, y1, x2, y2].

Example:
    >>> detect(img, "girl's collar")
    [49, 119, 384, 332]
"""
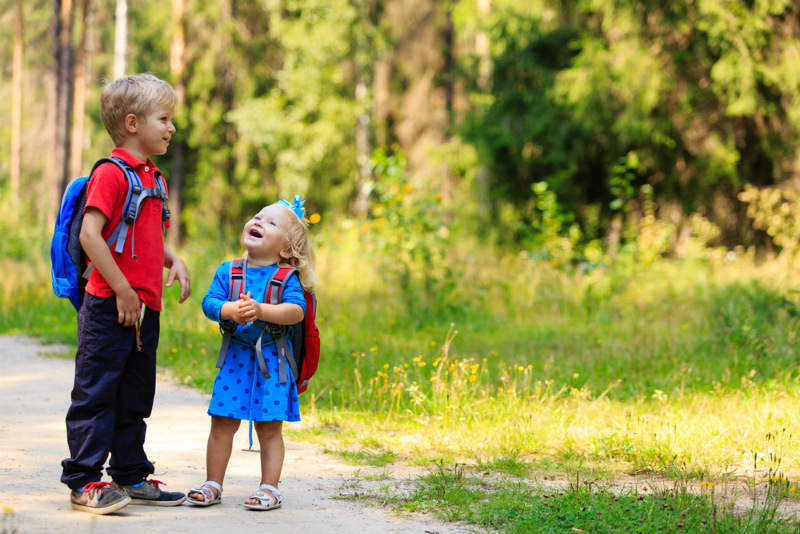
[244, 259, 277, 268]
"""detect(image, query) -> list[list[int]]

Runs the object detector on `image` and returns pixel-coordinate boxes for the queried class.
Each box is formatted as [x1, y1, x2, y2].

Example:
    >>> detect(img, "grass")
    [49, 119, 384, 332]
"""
[402, 464, 800, 533]
[6, 229, 800, 532]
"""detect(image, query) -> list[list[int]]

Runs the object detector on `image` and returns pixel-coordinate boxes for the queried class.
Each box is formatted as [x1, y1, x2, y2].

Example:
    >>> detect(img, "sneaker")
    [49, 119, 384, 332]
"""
[70, 481, 131, 515]
[118, 479, 187, 506]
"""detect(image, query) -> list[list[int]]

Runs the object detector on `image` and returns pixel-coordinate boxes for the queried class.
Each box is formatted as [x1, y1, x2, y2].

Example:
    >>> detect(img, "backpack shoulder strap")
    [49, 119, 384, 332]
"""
[154, 170, 171, 229]
[77, 158, 137, 278]
[93, 157, 170, 253]
[90, 157, 142, 253]
[264, 265, 298, 305]
[229, 259, 246, 300]
[216, 259, 246, 371]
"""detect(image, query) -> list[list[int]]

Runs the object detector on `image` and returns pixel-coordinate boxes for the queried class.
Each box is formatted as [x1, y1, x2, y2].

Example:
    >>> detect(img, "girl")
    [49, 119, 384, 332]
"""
[187, 195, 317, 511]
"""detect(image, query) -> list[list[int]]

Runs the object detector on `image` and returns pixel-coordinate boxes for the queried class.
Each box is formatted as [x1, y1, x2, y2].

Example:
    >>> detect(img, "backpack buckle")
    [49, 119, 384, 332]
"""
[268, 323, 283, 338]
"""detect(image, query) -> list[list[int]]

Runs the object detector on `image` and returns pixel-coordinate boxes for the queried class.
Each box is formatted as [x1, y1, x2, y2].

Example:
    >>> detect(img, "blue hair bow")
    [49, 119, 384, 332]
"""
[278, 195, 306, 220]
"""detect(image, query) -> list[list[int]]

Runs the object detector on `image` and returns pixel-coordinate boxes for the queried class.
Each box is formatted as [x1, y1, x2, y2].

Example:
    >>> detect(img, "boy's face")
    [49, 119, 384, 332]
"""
[124, 103, 175, 159]
[242, 205, 294, 265]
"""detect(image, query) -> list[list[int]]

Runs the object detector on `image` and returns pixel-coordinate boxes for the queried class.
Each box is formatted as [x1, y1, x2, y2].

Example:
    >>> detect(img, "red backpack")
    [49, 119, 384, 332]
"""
[215, 259, 320, 394]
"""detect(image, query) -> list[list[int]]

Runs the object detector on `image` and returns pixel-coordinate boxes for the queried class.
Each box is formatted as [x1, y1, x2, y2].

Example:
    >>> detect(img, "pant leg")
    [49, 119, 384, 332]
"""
[61, 294, 136, 490]
[107, 305, 159, 485]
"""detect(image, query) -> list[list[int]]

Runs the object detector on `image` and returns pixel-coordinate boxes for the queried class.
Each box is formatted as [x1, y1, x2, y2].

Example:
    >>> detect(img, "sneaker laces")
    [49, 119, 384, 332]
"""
[144, 479, 165, 488]
[82, 481, 113, 493]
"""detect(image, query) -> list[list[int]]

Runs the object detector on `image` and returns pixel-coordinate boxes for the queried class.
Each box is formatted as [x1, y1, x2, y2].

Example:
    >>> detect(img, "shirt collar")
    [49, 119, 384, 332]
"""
[111, 147, 160, 174]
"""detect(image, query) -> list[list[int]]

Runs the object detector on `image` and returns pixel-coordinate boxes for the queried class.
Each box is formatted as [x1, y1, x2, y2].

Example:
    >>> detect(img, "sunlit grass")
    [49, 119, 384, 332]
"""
[6, 229, 800, 531]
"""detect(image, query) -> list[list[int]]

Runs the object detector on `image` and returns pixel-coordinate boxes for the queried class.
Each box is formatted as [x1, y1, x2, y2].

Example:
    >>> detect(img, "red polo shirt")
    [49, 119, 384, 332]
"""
[84, 148, 170, 311]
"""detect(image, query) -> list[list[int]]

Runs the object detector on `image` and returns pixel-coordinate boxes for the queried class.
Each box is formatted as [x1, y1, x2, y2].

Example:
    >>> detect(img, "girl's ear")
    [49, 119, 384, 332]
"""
[279, 247, 295, 260]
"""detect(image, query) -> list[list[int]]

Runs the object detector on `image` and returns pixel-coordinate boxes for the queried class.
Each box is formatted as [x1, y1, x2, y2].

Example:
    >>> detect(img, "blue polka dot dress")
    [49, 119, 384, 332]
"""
[202, 261, 305, 423]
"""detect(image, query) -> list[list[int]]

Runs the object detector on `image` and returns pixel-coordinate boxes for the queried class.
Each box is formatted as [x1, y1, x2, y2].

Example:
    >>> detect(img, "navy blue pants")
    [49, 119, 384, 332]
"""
[61, 294, 160, 490]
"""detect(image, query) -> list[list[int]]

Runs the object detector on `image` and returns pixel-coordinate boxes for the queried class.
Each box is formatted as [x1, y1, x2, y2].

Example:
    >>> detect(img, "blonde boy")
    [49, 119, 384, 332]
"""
[61, 73, 191, 514]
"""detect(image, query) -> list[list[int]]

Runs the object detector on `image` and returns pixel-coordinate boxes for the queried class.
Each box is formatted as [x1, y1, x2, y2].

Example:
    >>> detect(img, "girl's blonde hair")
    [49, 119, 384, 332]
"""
[274, 203, 318, 292]
[100, 73, 178, 146]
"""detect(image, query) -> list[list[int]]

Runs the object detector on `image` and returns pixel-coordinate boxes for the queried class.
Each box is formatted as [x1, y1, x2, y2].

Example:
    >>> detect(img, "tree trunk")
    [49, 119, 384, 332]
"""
[373, 59, 391, 148]
[47, 0, 61, 224]
[474, 0, 492, 216]
[168, 0, 186, 247]
[11, 0, 24, 206]
[70, 0, 89, 179]
[476, 0, 491, 89]
[353, 80, 372, 218]
[442, 3, 454, 130]
[113, 0, 127, 80]
[55, 0, 75, 198]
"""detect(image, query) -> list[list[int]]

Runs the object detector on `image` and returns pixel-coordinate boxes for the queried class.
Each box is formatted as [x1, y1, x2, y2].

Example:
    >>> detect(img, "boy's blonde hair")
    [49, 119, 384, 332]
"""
[275, 203, 318, 292]
[100, 73, 177, 146]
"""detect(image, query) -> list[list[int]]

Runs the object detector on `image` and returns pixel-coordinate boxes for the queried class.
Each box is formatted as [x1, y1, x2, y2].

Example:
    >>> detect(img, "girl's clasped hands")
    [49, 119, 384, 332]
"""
[232, 292, 260, 324]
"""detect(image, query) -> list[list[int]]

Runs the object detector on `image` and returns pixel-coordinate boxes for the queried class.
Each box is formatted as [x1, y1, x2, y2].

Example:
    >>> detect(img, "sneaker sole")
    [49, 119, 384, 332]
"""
[71, 496, 131, 515]
[129, 495, 187, 507]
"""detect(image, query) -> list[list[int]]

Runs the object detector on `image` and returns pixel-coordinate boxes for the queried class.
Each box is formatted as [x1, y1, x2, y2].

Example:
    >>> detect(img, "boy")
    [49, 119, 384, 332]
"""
[60, 73, 192, 515]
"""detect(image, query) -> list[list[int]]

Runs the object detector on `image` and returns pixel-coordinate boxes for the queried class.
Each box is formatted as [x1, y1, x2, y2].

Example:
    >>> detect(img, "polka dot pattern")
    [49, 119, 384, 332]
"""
[206, 263, 304, 423]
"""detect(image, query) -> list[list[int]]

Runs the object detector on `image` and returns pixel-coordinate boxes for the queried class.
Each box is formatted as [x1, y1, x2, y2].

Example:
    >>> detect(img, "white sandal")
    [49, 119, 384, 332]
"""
[243, 483, 282, 511]
[186, 480, 222, 506]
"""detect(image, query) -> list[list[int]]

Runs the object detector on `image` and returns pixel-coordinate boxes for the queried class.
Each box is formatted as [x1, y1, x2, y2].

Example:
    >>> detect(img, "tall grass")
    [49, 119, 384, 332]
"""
[6, 223, 800, 531]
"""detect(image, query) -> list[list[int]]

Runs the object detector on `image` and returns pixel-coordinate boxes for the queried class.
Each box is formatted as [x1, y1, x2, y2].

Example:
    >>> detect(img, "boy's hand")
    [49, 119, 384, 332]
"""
[117, 287, 143, 327]
[165, 255, 191, 303]
[237, 292, 261, 323]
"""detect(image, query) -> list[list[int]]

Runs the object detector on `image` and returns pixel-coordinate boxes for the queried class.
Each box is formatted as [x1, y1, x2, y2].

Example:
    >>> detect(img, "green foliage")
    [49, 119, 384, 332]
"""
[228, 0, 385, 215]
[5, 0, 800, 259]
[608, 153, 640, 214]
[458, 0, 800, 249]
[739, 182, 800, 271]
[363, 146, 457, 319]
[516, 181, 583, 266]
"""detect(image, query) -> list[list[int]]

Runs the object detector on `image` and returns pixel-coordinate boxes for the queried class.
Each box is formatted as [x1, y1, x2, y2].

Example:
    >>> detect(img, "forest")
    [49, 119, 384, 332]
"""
[5, 1, 800, 532]
[3, 0, 800, 261]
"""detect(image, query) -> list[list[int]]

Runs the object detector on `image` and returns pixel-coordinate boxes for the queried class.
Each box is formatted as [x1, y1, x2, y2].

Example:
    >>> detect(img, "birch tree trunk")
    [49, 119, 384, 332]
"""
[168, 0, 186, 247]
[11, 0, 24, 206]
[70, 0, 89, 179]
[113, 0, 127, 80]
[476, 0, 492, 88]
[474, 0, 492, 216]
[353, 80, 372, 218]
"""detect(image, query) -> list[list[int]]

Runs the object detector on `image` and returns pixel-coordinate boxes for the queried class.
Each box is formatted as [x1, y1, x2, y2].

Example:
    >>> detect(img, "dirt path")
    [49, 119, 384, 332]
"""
[0, 336, 475, 534]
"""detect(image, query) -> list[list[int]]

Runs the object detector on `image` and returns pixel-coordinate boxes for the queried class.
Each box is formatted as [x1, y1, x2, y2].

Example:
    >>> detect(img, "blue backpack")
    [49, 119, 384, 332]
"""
[50, 157, 170, 310]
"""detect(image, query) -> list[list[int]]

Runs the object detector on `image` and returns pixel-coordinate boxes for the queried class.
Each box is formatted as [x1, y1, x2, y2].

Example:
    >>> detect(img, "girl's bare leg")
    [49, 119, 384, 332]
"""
[245, 420, 284, 504]
[189, 416, 241, 501]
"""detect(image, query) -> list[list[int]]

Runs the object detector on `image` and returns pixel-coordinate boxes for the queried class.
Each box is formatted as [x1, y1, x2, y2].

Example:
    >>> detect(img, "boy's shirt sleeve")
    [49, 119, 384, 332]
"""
[202, 262, 230, 323]
[85, 162, 126, 222]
